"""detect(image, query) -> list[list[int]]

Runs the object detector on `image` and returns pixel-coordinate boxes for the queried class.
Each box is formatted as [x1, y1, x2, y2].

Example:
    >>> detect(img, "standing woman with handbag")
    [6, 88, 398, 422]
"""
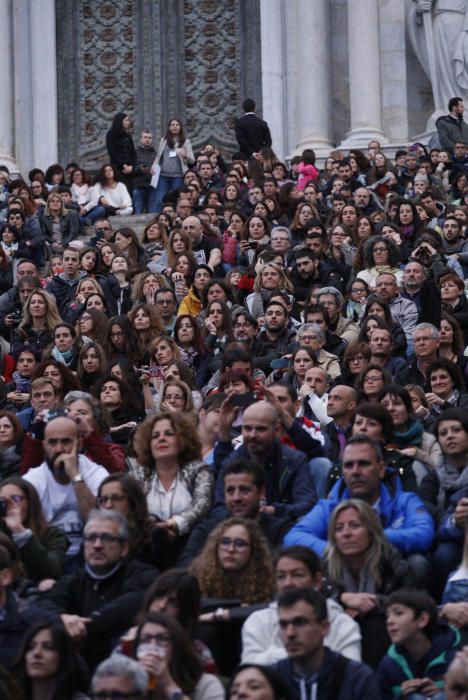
[152, 118, 195, 212]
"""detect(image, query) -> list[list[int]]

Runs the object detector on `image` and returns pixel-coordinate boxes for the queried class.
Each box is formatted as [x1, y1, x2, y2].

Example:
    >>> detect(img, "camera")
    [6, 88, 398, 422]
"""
[9, 310, 22, 327]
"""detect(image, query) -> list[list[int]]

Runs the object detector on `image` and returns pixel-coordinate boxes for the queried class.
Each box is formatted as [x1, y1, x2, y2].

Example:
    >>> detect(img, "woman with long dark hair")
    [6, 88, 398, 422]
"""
[106, 111, 137, 190]
[85, 164, 133, 222]
[13, 621, 89, 700]
[174, 314, 212, 390]
[152, 118, 195, 212]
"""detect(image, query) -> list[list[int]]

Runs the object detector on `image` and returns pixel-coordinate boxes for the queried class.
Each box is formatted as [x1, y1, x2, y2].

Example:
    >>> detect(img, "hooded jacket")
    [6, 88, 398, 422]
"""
[273, 648, 381, 700]
[284, 472, 434, 556]
[377, 623, 460, 699]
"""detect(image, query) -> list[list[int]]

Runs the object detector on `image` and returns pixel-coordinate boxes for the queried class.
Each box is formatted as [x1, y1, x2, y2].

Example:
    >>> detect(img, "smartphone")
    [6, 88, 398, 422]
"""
[95, 228, 105, 240]
[231, 393, 256, 408]
[149, 366, 165, 378]
[270, 357, 290, 370]
[249, 242, 258, 250]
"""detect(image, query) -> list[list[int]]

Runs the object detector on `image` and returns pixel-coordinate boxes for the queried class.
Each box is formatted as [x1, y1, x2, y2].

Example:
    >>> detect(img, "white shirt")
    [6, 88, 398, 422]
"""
[24, 454, 108, 556]
[146, 473, 192, 522]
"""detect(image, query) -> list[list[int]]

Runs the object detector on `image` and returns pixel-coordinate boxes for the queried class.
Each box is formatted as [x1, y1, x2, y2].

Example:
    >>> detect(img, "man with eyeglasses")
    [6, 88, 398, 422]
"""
[90, 218, 114, 250]
[23, 416, 108, 559]
[270, 226, 293, 263]
[91, 654, 149, 699]
[375, 272, 418, 351]
[37, 510, 156, 670]
[154, 287, 178, 334]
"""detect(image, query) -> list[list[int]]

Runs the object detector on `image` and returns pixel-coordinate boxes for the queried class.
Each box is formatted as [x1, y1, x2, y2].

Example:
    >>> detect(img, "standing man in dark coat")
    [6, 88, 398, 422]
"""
[235, 98, 272, 159]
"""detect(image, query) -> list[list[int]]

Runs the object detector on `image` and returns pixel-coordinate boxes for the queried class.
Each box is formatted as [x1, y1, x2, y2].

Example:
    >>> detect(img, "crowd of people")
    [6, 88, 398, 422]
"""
[0, 96, 468, 698]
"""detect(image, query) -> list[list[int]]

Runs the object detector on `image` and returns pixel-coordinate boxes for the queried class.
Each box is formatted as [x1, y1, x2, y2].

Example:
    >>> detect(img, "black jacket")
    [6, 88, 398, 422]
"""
[106, 130, 137, 170]
[234, 113, 272, 158]
[436, 114, 468, 154]
[134, 144, 156, 188]
[37, 558, 157, 669]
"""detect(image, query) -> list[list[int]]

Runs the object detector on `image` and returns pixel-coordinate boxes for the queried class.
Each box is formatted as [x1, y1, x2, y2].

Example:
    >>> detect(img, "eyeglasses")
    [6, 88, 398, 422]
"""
[83, 533, 124, 544]
[373, 247, 388, 253]
[97, 494, 127, 506]
[138, 633, 171, 647]
[364, 375, 382, 383]
[351, 287, 366, 294]
[299, 335, 317, 341]
[350, 355, 366, 363]
[219, 537, 250, 550]
[0, 494, 26, 506]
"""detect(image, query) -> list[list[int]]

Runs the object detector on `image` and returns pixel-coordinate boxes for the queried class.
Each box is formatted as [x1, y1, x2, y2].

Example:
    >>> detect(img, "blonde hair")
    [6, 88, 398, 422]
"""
[326, 500, 388, 590]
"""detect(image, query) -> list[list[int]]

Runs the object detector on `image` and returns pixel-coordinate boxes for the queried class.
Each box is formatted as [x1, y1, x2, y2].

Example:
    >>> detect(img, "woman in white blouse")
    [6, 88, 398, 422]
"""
[130, 411, 213, 569]
[83, 163, 133, 223]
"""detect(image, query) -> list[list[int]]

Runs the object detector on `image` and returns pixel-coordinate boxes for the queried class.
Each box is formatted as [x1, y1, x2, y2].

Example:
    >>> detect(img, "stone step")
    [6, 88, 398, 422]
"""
[109, 213, 156, 240]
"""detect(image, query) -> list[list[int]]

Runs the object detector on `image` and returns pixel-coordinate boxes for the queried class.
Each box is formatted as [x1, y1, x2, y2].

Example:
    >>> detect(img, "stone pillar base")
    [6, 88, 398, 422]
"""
[339, 127, 389, 150]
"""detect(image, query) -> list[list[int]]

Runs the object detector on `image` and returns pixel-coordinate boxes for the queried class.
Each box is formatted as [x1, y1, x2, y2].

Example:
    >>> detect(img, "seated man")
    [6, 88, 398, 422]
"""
[16, 377, 58, 432]
[36, 509, 156, 670]
[213, 401, 317, 521]
[378, 589, 460, 700]
[285, 436, 434, 577]
[273, 588, 380, 700]
[242, 545, 361, 664]
[179, 459, 291, 565]
[92, 655, 149, 700]
[23, 416, 108, 559]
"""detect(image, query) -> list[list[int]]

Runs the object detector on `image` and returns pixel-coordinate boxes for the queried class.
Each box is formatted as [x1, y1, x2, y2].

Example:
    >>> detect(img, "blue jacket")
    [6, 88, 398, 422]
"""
[212, 440, 316, 521]
[284, 474, 434, 556]
[273, 648, 381, 700]
[377, 623, 460, 699]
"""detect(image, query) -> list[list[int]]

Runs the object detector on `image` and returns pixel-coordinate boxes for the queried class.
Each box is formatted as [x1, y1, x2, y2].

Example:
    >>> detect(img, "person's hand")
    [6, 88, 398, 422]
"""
[262, 385, 293, 429]
[110, 422, 138, 433]
[154, 520, 178, 538]
[6, 391, 29, 404]
[4, 314, 17, 327]
[414, 405, 430, 419]
[100, 197, 110, 207]
[454, 498, 468, 528]
[160, 400, 177, 413]
[340, 592, 379, 614]
[225, 226, 237, 239]
[55, 440, 80, 480]
[401, 678, 424, 696]
[218, 396, 239, 441]
[79, 206, 87, 217]
[61, 614, 91, 641]
[75, 293, 86, 305]
[204, 317, 217, 335]
[425, 392, 445, 407]
[4, 505, 26, 534]
[417, 678, 443, 697]
[71, 413, 93, 439]
[440, 602, 468, 627]
[396, 447, 418, 458]
[239, 240, 250, 253]
[416, 0, 433, 12]
[122, 164, 133, 174]
[38, 578, 56, 592]
[259, 504, 276, 515]
[299, 383, 313, 399]
[176, 148, 187, 161]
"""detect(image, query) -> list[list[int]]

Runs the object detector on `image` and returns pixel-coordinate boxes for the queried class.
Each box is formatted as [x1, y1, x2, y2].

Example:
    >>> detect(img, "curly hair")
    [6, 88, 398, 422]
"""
[362, 235, 400, 269]
[190, 517, 274, 604]
[131, 271, 171, 304]
[134, 411, 201, 474]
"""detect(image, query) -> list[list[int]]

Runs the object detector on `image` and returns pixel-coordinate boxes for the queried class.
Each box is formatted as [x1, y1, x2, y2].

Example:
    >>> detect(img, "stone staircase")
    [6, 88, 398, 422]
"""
[108, 213, 156, 240]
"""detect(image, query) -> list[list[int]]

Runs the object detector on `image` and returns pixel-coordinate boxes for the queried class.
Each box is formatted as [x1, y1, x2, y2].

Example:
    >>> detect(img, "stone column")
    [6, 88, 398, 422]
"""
[289, 0, 334, 156]
[340, 0, 387, 148]
[260, 0, 287, 160]
[0, 0, 18, 173]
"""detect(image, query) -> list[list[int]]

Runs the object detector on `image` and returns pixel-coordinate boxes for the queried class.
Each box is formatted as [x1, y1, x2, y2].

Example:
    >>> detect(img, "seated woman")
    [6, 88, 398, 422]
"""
[238, 214, 272, 267]
[133, 612, 224, 700]
[32, 359, 81, 405]
[94, 375, 145, 446]
[5, 345, 39, 413]
[12, 288, 61, 358]
[425, 357, 468, 416]
[0, 236, 15, 292]
[361, 297, 407, 357]
[440, 272, 468, 346]
[439, 311, 468, 386]
[104, 254, 133, 316]
[83, 163, 133, 222]
[178, 264, 213, 318]
[173, 315, 212, 390]
[0, 411, 23, 479]
[141, 216, 170, 263]
[202, 300, 235, 357]
[324, 499, 414, 669]
[61, 276, 107, 324]
[356, 235, 402, 291]
[107, 315, 139, 363]
[114, 227, 147, 275]
[0, 477, 68, 582]
[267, 345, 317, 390]
[355, 364, 391, 403]
[97, 473, 155, 563]
[245, 262, 294, 321]
[13, 621, 89, 699]
[296, 325, 340, 381]
[76, 308, 109, 348]
[190, 517, 274, 675]
[39, 191, 81, 254]
[127, 303, 165, 367]
[379, 384, 442, 479]
[131, 271, 171, 307]
[44, 322, 81, 370]
[131, 411, 213, 570]
[227, 665, 287, 700]
[76, 341, 108, 391]
[158, 379, 196, 414]
[333, 342, 371, 388]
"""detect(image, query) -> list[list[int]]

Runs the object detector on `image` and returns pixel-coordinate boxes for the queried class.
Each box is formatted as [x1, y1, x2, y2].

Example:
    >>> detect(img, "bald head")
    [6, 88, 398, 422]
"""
[242, 401, 280, 460]
[327, 385, 357, 422]
[44, 416, 79, 483]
